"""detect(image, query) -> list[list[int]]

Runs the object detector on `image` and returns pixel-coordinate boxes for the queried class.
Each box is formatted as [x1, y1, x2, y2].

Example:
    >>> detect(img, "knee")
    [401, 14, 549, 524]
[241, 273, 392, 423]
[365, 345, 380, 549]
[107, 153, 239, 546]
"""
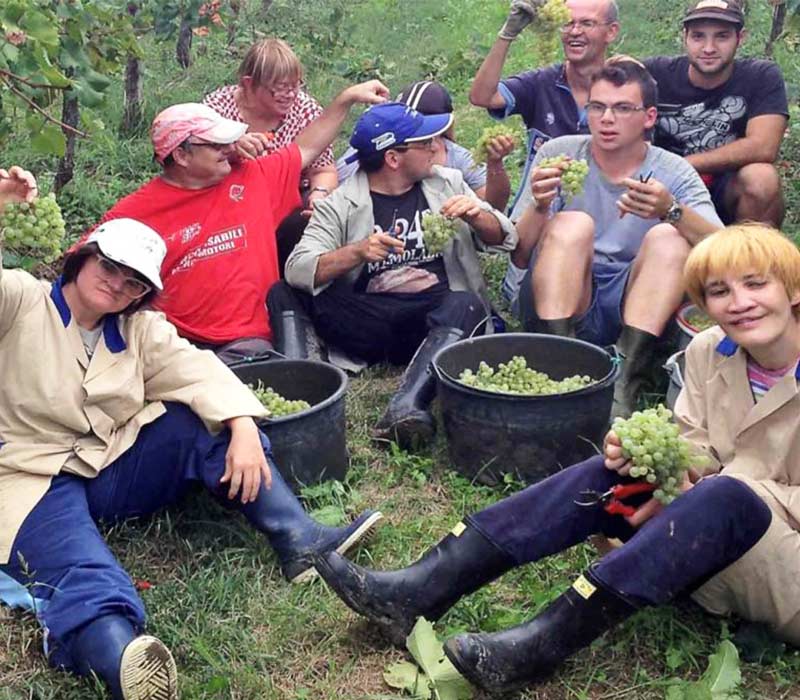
[735, 164, 782, 200]
[693, 476, 772, 537]
[640, 224, 691, 266]
[542, 211, 595, 249]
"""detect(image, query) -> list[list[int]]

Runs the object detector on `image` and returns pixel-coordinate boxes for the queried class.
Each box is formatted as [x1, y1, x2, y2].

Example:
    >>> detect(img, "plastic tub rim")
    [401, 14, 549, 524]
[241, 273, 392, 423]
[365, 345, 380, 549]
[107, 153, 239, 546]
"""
[432, 332, 621, 402]
[229, 358, 349, 424]
[677, 302, 718, 337]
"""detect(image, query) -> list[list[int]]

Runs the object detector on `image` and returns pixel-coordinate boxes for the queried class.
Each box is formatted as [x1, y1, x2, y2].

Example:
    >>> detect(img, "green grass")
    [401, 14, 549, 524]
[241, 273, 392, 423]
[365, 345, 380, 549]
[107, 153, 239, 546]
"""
[2, 0, 800, 698]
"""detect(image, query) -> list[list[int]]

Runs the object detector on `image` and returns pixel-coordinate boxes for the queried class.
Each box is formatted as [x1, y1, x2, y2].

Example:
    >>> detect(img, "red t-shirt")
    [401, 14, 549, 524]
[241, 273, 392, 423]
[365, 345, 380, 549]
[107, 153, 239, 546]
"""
[97, 145, 302, 343]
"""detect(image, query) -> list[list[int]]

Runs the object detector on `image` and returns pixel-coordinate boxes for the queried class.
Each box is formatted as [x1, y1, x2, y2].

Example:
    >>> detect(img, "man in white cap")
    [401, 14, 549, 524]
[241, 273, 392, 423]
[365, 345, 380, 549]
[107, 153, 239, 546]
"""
[90, 80, 389, 363]
[274, 103, 517, 449]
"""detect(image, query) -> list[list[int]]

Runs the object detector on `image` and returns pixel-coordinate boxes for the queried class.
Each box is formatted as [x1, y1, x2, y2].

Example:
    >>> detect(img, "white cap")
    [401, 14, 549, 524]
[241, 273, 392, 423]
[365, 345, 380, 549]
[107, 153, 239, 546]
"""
[86, 219, 167, 290]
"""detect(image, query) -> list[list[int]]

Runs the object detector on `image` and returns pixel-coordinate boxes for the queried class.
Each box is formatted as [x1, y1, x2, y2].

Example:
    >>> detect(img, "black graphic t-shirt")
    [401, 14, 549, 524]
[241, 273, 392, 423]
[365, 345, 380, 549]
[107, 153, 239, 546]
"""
[644, 56, 788, 157]
[356, 183, 448, 294]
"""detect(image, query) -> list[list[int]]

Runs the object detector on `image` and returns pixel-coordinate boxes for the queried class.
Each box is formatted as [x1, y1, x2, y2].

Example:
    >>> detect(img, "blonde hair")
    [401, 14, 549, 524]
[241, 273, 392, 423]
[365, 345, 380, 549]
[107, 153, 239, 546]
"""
[238, 38, 304, 89]
[684, 224, 800, 311]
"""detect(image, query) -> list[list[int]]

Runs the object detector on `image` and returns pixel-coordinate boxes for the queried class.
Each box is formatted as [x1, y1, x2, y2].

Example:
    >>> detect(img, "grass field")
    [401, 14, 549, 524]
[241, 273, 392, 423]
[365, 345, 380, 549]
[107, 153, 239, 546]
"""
[2, 1, 800, 698]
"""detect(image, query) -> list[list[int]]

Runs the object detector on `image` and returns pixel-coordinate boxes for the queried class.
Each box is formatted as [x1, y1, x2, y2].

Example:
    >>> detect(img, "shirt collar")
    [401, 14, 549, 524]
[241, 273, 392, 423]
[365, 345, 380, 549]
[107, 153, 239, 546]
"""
[50, 276, 127, 354]
[716, 334, 800, 379]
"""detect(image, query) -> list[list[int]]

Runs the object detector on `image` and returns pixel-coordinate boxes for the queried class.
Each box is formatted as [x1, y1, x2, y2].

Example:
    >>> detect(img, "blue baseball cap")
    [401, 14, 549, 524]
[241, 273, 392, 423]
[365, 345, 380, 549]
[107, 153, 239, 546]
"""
[344, 102, 453, 164]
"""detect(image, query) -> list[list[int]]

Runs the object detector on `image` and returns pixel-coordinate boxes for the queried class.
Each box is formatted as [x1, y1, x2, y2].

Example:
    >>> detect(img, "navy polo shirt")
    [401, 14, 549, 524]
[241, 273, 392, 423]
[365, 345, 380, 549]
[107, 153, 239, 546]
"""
[489, 63, 589, 218]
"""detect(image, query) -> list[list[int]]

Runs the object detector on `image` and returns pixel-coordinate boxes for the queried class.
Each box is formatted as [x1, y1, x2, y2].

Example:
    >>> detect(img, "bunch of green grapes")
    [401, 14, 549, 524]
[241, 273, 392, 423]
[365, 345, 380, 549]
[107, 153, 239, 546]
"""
[537, 0, 570, 29]
[685, 308, 716, 332]
[422, 212, 458, 255]
[250, 381, 311, 419]
[539, 155, 590, 202]
[472, 124, 522, 164]
[0, 194, 66, 262]
[458, 355, 594, 396]
[611, 405, 700, 504]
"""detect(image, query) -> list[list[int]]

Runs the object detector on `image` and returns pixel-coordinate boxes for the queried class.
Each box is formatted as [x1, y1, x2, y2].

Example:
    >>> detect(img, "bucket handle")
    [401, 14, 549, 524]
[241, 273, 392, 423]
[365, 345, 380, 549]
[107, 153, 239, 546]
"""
[605, 344, 623, 382]
[227, 349, 284, 369]
[663, 350, 685, 386]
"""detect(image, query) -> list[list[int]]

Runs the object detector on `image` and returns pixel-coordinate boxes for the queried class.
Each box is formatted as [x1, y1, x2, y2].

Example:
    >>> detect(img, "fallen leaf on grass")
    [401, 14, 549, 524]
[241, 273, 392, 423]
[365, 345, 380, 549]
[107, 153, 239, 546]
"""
[666, 640, 742, 700]
[384, 660, 432, 699]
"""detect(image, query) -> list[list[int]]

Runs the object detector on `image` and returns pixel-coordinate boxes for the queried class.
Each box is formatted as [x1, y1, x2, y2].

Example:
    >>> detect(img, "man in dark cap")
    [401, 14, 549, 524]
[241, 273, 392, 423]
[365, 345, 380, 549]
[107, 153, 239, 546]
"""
[644, 0, 788, 226]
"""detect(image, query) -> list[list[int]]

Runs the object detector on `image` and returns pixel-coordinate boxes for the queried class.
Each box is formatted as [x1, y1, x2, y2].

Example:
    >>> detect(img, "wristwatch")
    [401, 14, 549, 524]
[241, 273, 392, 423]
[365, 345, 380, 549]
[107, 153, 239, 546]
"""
[661, 197, 683, 224]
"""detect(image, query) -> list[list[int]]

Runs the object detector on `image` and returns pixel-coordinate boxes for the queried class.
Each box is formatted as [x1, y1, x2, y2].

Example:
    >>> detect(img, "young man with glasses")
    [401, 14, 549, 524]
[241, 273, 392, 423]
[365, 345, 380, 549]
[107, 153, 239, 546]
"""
[470, 0, 620, 222]
[88, 80, 388, 365]
[510, 58, 723, 417]
[643, 0, 788, 227]
[273, 103, 517, 448]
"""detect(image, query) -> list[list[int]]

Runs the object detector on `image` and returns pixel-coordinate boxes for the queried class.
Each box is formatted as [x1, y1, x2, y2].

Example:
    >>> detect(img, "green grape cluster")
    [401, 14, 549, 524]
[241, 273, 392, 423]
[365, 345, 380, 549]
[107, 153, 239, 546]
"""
[539, 155, 590, 203]
[472, 124, 522, 164]
[250, 381, 311, 419]
[458, 355, 594, 395]
[0, 194, 66, 263]
[422, 212, 458, 255]
[685, 308, 716, 332]
[537, 0, 571, 29]
[611, 405, 697, 505]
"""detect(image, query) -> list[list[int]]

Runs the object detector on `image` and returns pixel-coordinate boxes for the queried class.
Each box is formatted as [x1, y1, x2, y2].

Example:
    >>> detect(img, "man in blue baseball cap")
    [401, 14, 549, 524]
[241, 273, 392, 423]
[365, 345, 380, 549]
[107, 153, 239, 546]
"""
[271, 102, 517, 449]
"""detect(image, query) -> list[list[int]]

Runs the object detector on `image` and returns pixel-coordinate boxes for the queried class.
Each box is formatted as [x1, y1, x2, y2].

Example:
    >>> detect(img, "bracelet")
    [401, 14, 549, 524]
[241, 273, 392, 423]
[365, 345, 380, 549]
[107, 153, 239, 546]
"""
[310, 186, 330, 195]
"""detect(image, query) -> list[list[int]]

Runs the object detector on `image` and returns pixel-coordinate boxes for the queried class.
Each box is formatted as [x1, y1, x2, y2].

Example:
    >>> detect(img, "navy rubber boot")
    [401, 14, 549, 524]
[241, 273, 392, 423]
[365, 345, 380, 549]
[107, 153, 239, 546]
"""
[70, 615, 177, 700]
[314, 524, 515, 645]
[241, 465, 383, 583]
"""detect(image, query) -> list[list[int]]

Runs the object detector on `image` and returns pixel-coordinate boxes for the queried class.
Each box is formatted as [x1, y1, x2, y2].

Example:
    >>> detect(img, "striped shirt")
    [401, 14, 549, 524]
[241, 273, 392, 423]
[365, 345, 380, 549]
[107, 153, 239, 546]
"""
[747, 356, 798, 402]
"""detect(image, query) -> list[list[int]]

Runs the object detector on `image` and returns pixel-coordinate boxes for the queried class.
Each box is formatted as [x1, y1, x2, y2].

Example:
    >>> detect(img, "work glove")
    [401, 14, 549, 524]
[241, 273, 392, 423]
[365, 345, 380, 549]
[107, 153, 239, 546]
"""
[498, 0, 544, 41]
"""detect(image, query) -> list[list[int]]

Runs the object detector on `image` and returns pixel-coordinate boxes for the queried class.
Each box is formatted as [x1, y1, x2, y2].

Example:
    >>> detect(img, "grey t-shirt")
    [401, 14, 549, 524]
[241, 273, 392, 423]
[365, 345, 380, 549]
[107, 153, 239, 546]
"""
[512, 134, 723, 263]
[336, 138, 487, 192]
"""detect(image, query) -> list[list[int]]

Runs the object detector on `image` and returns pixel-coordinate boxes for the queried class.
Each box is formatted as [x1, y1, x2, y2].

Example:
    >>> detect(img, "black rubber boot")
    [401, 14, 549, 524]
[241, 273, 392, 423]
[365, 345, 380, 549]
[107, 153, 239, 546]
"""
[373, 326, 463, 449]
[240, 464, 383, 583]
[273, 310, 320, 361]
[612, 325, 659, 419]
[71, 615, 178, 700]
[314, 524, 515, 646]
[444, 569, 637, 694]
[534, 316, 576, 338]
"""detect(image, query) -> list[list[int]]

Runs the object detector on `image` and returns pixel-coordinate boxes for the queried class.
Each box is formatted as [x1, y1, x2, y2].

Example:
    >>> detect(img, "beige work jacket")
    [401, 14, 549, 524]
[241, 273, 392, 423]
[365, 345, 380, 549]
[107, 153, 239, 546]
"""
[675, 326, 800, 638]
[0, 262, 267, 565]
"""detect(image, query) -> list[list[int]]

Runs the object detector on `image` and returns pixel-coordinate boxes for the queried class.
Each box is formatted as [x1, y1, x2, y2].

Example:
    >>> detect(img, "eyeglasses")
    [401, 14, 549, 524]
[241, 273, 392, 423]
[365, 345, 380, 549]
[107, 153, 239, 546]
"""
[560, 19, 611, 32]
[393, 139, 435, 153]
[95, 255, 152, 299]
[185, 140, 232, 152]
[268, 81, 304, 98]
[586, 101, 647, 118]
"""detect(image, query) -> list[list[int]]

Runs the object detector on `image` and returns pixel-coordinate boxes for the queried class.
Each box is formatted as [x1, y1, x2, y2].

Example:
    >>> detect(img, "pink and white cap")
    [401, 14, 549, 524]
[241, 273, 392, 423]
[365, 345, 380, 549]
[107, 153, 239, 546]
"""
[86, 219, 167, 290]
[151, 103, 248, 163]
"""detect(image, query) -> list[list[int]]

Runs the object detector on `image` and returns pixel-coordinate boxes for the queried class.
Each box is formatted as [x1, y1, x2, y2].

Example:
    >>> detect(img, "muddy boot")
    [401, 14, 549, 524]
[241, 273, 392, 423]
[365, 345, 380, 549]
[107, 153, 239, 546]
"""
[373, 327, 463, 449]
[71, 615, 178, 700]
[534, 316, 576, 338]
[612, 325, 658, 419]
[314, 524, 515, 646]
[444, 570, 636, 694]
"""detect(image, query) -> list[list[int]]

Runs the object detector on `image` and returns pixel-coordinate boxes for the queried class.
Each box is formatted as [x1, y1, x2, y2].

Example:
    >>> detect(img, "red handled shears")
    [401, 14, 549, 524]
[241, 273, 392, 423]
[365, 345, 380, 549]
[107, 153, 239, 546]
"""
[574, 482, 656, 517]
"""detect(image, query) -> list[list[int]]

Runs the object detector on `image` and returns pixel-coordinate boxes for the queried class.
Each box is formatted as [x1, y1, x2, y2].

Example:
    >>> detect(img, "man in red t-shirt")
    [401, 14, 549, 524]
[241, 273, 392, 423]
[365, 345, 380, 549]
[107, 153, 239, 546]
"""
[93, 81, 388, 362]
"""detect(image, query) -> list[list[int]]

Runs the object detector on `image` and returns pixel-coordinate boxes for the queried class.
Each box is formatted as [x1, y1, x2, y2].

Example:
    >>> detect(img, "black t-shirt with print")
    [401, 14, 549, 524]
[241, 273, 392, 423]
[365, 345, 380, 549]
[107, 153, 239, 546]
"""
[644, 56, 788, 157]
[356, 182, 447, 293]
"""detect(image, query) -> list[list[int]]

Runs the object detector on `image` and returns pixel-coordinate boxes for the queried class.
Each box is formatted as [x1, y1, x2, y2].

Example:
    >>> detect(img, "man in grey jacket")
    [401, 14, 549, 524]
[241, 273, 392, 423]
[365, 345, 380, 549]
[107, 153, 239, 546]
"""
[273, 103, 517, 448]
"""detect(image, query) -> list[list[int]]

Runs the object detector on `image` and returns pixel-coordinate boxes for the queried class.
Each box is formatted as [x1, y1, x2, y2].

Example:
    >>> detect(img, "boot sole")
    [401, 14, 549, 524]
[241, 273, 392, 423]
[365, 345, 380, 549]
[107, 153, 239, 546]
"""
[120, 636, 178, 700]
[289, 511, 384, 585]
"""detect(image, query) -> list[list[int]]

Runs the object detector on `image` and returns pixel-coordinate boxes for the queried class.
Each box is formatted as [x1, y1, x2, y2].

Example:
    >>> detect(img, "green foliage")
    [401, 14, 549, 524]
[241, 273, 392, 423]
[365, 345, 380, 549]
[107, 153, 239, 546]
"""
[666, 640, 742, 700]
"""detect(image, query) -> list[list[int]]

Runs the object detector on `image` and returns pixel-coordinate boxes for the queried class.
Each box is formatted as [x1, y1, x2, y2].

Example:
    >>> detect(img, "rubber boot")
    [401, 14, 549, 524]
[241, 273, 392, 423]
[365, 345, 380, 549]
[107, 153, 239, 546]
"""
[373, 326, 463, 449]
[314, 524, 515, 646]
[71, 615, 178, 700]
[273, 310, 319, 361]
[240, 465, 383, 583]
[534, 316, 576, 338]
[612, 325, 659, 419]
[444, 569, 636, 694]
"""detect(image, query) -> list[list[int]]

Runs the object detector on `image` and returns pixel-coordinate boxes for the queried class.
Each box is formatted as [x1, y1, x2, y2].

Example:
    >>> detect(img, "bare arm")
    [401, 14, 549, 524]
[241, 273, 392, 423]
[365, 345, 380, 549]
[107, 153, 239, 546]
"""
[510, 161, 564, 267]
[685, 114, 787, 174]
[440, 196, 504, 245]
[314, 233, 404, 287]
[470, 39, 513, 110]
[295, 80, 389, 170]
[483, 135, 514, 211]
[303, 164, 339, 216]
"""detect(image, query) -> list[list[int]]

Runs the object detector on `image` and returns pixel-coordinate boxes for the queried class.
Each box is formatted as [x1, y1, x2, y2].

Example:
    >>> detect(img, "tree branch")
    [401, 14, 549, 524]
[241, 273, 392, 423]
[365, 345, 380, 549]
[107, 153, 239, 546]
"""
[0, 77, 88, 137]
[0, 68, 69, 91]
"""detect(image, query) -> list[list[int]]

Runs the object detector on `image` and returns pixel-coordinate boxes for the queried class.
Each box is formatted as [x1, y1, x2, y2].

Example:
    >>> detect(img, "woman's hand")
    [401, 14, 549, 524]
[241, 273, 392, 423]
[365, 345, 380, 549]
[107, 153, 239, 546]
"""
[603, 429, 632, 475]
[0, 166, 38, 216]
[221, 417, 272, 503]
[484, 134, 515, 165]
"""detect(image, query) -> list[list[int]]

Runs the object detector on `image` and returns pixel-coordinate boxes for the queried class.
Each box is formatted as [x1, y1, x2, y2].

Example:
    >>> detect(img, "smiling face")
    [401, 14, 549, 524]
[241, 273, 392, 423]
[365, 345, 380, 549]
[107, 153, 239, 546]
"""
[684, 19, 742, 82]
[175, 139, 236, 185]
[703, 270, 800, 353]
[562, 0, 619, 66]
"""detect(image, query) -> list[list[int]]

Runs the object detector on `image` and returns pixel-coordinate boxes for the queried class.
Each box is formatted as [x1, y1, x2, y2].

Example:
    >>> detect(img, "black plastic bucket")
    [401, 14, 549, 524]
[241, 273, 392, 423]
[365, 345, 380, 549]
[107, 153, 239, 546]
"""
[433, 333, 619, 486]
[230, 358, 349, 491]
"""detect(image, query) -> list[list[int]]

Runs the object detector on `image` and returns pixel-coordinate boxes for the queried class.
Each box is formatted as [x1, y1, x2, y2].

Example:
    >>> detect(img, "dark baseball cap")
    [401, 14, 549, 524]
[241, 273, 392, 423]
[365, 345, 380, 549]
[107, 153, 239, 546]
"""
[683, 0, 744, 27]
[396, 81, 454, 115]
[344, 102, 453, 164]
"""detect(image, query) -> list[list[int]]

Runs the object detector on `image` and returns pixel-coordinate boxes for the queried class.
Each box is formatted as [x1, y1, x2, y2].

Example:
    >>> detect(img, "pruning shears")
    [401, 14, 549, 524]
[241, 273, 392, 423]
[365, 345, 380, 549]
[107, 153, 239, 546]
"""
[574, 482, 656, 517]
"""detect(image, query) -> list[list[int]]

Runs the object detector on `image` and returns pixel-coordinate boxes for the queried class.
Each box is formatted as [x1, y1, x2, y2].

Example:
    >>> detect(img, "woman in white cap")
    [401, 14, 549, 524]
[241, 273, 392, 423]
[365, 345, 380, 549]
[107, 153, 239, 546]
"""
[0, 167, 381, 700]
